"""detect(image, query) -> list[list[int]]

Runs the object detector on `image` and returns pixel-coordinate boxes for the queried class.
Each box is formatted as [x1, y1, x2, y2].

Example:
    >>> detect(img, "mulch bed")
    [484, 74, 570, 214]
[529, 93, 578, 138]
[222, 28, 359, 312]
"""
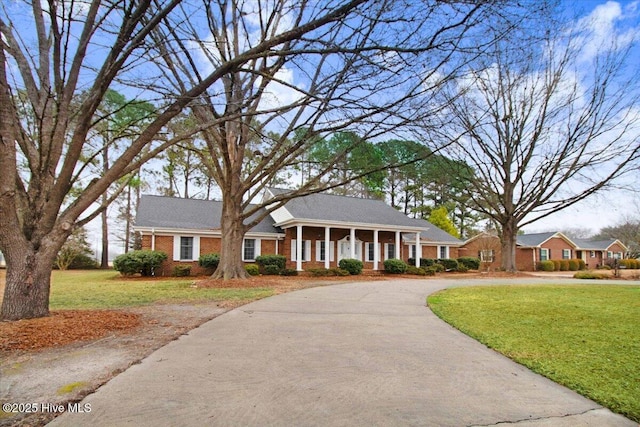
[0, 310, 141, 353]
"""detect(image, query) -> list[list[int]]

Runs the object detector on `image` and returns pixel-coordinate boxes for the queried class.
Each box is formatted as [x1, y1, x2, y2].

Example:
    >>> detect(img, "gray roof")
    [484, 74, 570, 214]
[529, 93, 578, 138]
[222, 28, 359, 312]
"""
[269, 188, 425, 228]
[516, 232, 558, 247]
[407, 219, 462, 244]
[135, 195, 281, 234]
[572, 239, 619, 250]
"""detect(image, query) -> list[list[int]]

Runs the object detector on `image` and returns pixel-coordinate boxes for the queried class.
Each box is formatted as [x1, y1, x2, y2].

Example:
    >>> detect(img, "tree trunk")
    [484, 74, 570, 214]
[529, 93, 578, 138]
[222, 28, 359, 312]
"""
[101, 206, 109, 268]
[1, 244, 58, 320]
[212, 190, 249, 280]
[500, 218, 519, 272]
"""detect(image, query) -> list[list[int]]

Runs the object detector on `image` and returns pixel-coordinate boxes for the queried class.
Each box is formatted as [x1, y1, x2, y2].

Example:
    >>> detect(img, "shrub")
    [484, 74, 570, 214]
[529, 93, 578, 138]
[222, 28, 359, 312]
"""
[457, 257, 480, 270]
[245, 264, 260, 276]
[113, 250, 167, 276]
[264, 264, 282, 275]
[578, 259, 586, 270]
[437, 258, 459, 271]
[568, 259, 580, 271]
[308, 268, 331, 277]
[538, 260, 555, 271]
[339, 258, 363, 275]
[281, 268, 299, 276]
[406, 265, 426, 276]
[173, 265, 191, 277]
[621, 259, 640, 269]
[559, 260, 570, 271]
[384, 258, 408, 274]
[255, 255, 286, 274]
[597, 264, 612, 270]
[68, 254, 99, 270]
[331, 268, 350, 276]
[552, 260, 561, 271]
[425, 265, 439, 275]
[574, 271, 607, 280]
[457, 264, 468, 273]
[198, 253, 220, 271]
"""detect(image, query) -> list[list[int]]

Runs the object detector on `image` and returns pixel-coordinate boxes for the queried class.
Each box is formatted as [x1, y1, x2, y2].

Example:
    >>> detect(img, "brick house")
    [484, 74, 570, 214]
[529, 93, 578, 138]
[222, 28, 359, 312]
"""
[134, 189, 462, 275]
[459, 231, 627, 271]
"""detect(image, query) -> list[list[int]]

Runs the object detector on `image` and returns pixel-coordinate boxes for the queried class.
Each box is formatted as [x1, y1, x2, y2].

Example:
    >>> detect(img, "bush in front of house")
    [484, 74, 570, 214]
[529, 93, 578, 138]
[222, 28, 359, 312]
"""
[198, 253, 220, 271]
[384, 258, 408, 274]
[621, 259, 639, 269]
[281, 268, 298, 276]
[245, 264, 260, 276]
[457, 257, 480, 270]
[173, 265, 191, 277]
[339, 258, 363, 275]
[559, 260, 570, 271]
[408, 258, 436, 268]
[255, 255, 287, 274]
[568, 259, 580, 271]
[538, 260, 555, 271]
[424, 266, 439, 275]
[551, 260, 561, 271]
[406, 265, 426, 276]
[113, 250, 167, 276]
[437, 258, 459, 271]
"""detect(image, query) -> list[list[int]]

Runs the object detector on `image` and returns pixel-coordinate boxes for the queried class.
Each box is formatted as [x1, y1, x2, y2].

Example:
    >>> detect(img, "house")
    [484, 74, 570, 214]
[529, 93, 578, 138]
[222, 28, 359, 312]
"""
[459, 231, 627, 271]
[0, 250, 5, 268]
[134, 189, 462, 275]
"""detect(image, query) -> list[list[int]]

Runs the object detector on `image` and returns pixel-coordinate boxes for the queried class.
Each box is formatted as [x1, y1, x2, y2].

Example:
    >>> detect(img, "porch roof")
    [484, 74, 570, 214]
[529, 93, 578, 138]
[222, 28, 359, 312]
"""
[267, 188, 428, 231]
[572, 238, 625, 251]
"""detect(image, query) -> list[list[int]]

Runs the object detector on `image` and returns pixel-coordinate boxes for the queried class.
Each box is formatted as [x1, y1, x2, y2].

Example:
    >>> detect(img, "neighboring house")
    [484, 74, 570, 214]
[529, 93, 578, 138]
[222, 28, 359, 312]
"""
[0, 250, 5, 268]
[134, 189, 462, 275]
[460, 231, 627, 271]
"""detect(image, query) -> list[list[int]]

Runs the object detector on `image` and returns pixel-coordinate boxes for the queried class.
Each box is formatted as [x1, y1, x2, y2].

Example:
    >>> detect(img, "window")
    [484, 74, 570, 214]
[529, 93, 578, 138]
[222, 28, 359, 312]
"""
[316, 241, 335, 262]
[180, 237, 193, 260]
[291, 239, 311, 261]
[607, 251, 613, 259]
[615, 252, 622, 259]
[384, 243, 395, 260]
[409, 245, 416, 260]
[540, 248, 549, 261]
[562, 249, 571, 259]
[479, 250, 494, 262]
[439, 246, 449, 259]
[590, 251, 596, 258]
[243, 239, 256, 261]
[366, 243, 375, 262]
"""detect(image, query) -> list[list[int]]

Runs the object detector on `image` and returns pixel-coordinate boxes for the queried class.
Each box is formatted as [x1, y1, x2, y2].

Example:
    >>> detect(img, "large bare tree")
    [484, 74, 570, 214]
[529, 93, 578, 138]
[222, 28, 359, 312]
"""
[1, 0, 413, 320]
[433, 5, 640, 271]
[147, 0, 506, 279]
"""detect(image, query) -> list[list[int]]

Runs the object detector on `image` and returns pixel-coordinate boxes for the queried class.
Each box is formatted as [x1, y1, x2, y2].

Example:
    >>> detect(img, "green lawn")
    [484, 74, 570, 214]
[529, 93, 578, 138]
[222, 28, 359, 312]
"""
[49, 270, 274, 309]
[427, 285, 640, 422]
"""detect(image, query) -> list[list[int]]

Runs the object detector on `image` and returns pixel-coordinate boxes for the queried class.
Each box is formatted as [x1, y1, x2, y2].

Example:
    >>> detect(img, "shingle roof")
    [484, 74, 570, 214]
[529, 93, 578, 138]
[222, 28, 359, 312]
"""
[268, 188, 425, 228]
[572, 239, 619, 250]
[406, 219, 462, 244]
[135, 195, 281, 234]
[516, 232, 557, 247]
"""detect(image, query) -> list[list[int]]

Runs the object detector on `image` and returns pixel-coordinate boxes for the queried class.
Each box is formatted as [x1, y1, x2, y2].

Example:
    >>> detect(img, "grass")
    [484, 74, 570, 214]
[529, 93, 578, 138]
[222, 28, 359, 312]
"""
[48, 270, 274, 309]
[428, 285, 640, 422]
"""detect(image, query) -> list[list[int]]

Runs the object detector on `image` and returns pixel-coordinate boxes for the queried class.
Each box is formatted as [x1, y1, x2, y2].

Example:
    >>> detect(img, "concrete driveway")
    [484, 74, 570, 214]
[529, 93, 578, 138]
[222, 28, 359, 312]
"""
[49, 277, 637, 426]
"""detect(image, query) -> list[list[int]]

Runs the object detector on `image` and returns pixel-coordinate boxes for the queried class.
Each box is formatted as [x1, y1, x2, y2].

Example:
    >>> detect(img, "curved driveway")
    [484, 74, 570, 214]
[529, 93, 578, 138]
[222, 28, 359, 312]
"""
[49, 277, 636, 426]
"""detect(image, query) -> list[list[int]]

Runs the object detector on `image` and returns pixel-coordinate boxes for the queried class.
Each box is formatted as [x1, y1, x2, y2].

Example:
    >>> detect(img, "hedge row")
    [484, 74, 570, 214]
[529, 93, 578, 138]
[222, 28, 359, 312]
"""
[537, 259, 586, 272]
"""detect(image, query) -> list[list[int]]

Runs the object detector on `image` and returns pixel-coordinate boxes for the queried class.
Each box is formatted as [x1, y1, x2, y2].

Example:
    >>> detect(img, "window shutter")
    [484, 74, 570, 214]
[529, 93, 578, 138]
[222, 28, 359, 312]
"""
[255, 239, 261, 257]
[173, 236, 181, 261]
[316, 241, 322, 261]
[305, 240, 312, 261]
[193, 236, 200, 260]
[291, 239, 297, 261]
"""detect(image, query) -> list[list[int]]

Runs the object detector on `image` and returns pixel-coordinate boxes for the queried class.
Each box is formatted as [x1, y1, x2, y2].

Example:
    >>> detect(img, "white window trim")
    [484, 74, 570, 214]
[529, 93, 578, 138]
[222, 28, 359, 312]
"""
[173, 235, 200, 261]
[480, 249, 494, 263]
[540, 248, 549, 261]
[438, 245, 449, 259]
[315, 241, 335, 262]
[562, 249, 571, 259]
[291, 239, 312, 262]
[242, 238, 261, 262]
[384, 243, 396, 260]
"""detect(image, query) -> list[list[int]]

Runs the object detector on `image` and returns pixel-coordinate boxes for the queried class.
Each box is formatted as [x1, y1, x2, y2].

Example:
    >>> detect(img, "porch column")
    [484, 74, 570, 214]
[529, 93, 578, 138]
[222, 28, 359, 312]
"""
[296, 225, 303, 271]
[395, 231, 401, 259]
[324, 226, 331, 269]
[373, 229, 379, 270]
[350, 228, 356, 259]
[415, 232, 421, 267]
